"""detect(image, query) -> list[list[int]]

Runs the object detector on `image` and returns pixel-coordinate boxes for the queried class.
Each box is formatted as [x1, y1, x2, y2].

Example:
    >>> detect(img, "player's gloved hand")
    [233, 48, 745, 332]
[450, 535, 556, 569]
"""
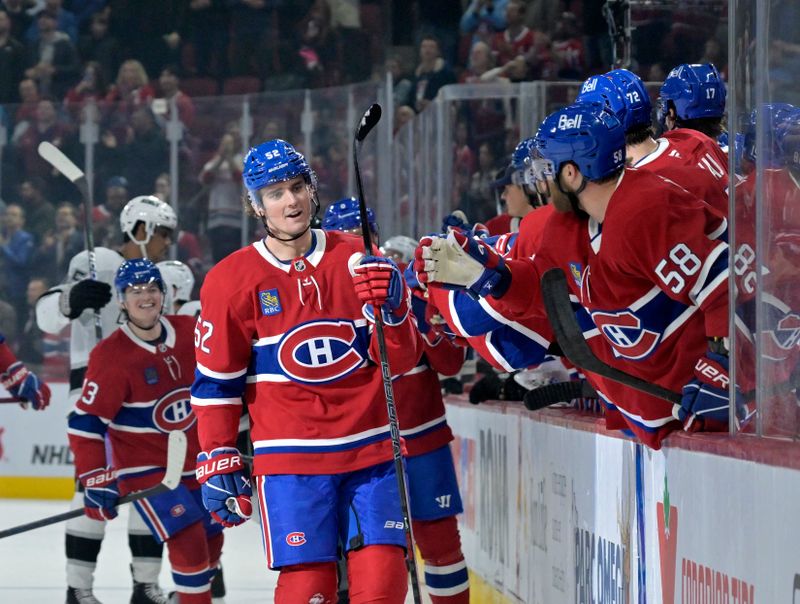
[414, 231, 510, 299]
[351, 255, 409, 324]
[80, 467, 119, 521]
[675, 352, 747, 432]
[441, 210, 489, 239]
[1, 361, 51, 410]
[196, 447, 253, 527]
[60, 279, 112, 319]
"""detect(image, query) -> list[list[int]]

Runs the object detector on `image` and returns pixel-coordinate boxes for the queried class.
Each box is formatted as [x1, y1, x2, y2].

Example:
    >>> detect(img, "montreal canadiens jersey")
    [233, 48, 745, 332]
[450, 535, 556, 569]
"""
[36, 247, 125, 399]
[494, 168, 729, 449]
[191, 229, 422, 476]
[67, 316, 200, 495]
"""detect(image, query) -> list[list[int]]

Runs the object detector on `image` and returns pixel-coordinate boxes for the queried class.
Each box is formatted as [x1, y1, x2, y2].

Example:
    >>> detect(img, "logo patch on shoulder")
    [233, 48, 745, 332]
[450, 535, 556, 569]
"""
[286, 531, 306, 546]
[259, 288, 282, 316]
[568, 262, 583, 287]
[144, 367, 159, 385]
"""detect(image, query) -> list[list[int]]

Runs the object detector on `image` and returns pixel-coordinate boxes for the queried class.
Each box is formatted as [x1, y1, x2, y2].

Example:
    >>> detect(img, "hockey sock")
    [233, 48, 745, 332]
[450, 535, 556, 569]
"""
[207, 531, 224, 572]
[413, 517, 470, 603]
[274, 562, 338, 604]
[65, 491, 106, 589]
[129, 508, 164, 583]
[347, 544, 408, 604]
[166, 521, 213, 603]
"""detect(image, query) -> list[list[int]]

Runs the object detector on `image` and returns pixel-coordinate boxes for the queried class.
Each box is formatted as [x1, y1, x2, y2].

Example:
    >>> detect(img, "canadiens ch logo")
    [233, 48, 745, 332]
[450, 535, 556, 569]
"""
[770, 313, 800, 351]
[286, 531, 306, 546]
[151, 387, 195, 433]
[277, 320, 365, 384]
[592, 310, 660, 360]
[259, 289, 282, 316]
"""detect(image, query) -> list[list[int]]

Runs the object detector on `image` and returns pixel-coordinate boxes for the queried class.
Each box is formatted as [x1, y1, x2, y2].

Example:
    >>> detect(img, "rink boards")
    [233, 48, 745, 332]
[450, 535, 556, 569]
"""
[446, 398, 800, 603]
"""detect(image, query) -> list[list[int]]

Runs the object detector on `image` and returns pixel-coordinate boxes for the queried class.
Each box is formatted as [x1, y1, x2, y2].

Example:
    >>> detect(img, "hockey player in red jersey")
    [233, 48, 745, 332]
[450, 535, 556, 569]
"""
[191, 139, 422, 603]
[416, 102, 743, 450]
[323, 209, 471, 603]
[0, 333, 50, 409]
[67, 259, 223, 604]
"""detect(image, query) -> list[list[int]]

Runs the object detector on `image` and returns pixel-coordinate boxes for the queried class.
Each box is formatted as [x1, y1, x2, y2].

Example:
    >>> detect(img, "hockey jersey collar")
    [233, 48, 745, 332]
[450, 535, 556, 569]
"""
[632, 138, 670, 167]
[121, 317, 177, 353]
[253, 229, 327, 273]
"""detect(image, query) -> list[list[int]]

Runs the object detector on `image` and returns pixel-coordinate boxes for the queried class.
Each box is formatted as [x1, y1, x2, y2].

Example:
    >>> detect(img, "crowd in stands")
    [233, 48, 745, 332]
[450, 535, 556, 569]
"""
[0, 0, 734, 378]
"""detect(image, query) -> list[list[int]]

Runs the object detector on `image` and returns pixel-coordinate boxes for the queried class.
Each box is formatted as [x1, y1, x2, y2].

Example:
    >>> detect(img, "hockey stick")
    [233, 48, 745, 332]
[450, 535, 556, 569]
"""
[523, 379, 598, 411]
[37, 142, 102, 342]
[0, 397, 25, 403]
[353, 103, 422, 604]
[0, 430, 187, 539]
[540, 268, 682, 406]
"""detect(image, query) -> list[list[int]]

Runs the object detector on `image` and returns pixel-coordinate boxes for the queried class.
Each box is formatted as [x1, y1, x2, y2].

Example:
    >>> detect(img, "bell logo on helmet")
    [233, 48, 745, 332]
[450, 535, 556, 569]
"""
[581, 78, 599, 94]
[558, 113, 582, 130]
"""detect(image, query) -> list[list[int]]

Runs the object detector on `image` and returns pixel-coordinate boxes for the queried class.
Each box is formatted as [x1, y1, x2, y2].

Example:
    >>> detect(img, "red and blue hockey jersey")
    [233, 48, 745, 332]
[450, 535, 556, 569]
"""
[493, 168, 729, 449]
[191, 229, 422, 475]
[67, 316, 200, 495]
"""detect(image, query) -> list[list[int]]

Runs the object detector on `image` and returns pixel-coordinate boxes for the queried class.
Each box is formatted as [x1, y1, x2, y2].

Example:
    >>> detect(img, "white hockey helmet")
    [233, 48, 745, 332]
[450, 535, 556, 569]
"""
[120, 196, 177, 251]
[157, 260, 195, 303]
[380, 235, 417, 264]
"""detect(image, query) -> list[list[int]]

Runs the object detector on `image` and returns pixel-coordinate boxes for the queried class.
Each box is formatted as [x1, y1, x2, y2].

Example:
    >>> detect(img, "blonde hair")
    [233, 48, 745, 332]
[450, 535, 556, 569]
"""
[116, 59, 149, 90]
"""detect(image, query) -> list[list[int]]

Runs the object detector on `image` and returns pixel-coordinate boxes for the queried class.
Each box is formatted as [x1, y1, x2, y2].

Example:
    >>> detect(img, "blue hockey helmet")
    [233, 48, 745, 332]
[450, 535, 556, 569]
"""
[242, 139, 317, 204]
[576, 75, 628, 128]
[535, 102, 626, 182]
[659, 63, 726, 122]
[606, 68, 652, 130]
[742, 103, 796, 167]
[776, 108, 800, 170]
[510, 136, 538, 186]
[114, 258, 165, 299]
[322, 197, 378, 235]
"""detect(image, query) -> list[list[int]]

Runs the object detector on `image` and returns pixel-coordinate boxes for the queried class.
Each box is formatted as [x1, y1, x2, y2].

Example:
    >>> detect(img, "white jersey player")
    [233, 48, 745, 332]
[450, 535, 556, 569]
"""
[35, 196, 180, 604]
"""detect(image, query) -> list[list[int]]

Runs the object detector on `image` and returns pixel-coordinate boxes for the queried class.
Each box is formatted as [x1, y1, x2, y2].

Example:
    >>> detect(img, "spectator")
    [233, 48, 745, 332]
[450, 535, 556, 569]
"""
[34, 201, 83, 283]
[14, 77, 40, 128]
[0, 204, 34, 329]
[3, 0, 33, 42]
[460, 40, 499, 83]
[404, 35, 456, 113]
[0, 8, 25, 104]
[413, 0, 462, 66]
[460, 0, 509, 46]
[16, 276, 49, 368]
[14, 98, 74, 182]
[200, 126, 245, 262]
[25, 0, 78, 44]
[0, 298, 17, 346]
[23, 10, 80, 98]
[77, 12, 121, 85]
[154, 64, 195, 128]
[492, 0, 535, 66]
[118, 106, 169, 196]
[296, 0, 341, 88]
[551, 11, 585, 80]
[386, 55, 413, 110]
[184, 0, 229, 78]
[17, 177, 55, 244]
[104, 58, 155, 117]
[453, 120, 476, 206]
[92, 175, 128, 246]
[63, 60, 109, 119]
[464, 141, 499, 222]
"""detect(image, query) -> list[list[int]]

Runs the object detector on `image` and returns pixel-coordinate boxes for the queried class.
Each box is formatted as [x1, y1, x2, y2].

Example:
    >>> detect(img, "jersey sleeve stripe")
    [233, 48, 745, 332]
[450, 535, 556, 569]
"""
[253, 424, 391, 453]
[67, 412, 109, 436]
[108, 423, 163, 434]
[400, 415, 447, 438]
[707, 217, 727, 241]
[596, 390, 675, 431]
[66, 427, 105, 441]
[190, 396, 242, 407]
[483, 332, 515, 372]
[478, 298, 551, 348]
[689, 242, 728, 306]
[195, 361, 247, 380]
[191, 370, 247, 399]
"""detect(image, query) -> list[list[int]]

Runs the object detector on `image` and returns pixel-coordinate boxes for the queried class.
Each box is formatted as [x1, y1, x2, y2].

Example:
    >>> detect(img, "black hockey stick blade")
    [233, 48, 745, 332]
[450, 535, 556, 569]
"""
[355, 103, 382, 143]
[540, 268, 681, 405]
[0, 431, 187, 539]
[523, 379, 598, 411]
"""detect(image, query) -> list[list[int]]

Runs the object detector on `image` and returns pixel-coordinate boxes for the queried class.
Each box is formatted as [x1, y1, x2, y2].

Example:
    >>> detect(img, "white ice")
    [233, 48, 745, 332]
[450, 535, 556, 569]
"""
[0, 500, 430, 603]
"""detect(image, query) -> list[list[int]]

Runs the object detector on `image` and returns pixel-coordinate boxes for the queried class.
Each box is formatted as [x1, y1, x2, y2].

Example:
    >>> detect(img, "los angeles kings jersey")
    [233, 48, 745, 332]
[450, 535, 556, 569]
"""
[493, 168, 729, 449]
[191, 229, 422, 476]
[67, 316, 200, 494]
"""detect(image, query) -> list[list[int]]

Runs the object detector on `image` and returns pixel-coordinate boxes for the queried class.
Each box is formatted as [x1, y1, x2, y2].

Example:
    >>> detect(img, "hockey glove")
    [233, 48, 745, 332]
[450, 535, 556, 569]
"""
[676, 352, 748, 432]
[414, 231, 510, 299]
[351, 255, 409, 324]
[80, 467, 119, 521]
[60, 279, 112, 319]
[196, 448, 253, 528]
[1, 361, 51, 410]
[441, 210, 489, 239]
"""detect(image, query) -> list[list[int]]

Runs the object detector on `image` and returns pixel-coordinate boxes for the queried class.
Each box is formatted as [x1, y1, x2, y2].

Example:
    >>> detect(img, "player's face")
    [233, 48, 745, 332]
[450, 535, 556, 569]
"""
[257, 176, 312, 238]
[122, 283, 164, 329]
[501, 184, 530, 217]
[145, 226, 174, 262]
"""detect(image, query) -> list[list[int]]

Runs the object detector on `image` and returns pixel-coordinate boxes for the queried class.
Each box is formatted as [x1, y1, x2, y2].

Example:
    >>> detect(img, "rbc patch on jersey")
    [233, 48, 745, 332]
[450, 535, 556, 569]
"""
[569, 263, 583, 287]
[144, 367, 159, 385]
[259, 288, 282, 316]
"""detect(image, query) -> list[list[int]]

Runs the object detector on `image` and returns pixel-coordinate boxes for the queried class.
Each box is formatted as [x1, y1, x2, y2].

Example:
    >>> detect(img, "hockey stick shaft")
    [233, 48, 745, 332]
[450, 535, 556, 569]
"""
[0, 397, 26, 403]
[540, 268, 682, 405]
[523, 379, 598, 411]
[37, 142, 102, 342]
[0, 430, 187, 539]
[353, 103, 422, 604]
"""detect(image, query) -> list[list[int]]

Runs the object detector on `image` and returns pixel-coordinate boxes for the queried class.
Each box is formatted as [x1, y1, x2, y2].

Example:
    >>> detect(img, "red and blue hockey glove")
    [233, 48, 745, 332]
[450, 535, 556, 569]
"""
[1, 361, 51, 410]
[80, 467, 119, 521]
[413, 230, 510, 299]
[675, 352, 749, 432]
[196, 448, 253, 528]
[351, 255, 409, 324]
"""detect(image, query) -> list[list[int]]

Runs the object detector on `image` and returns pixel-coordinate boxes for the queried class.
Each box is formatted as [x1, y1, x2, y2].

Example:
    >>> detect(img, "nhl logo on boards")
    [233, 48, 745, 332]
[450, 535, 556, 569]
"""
[259, 288, 282, 316]
[286, 531, 307, 546]
[558, 113, 582, 130]
[170, 504, 185, 517]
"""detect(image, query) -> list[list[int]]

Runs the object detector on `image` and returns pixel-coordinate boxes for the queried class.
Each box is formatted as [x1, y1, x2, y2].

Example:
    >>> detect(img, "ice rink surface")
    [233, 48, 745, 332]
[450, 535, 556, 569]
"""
[0, 500, 429, 603]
